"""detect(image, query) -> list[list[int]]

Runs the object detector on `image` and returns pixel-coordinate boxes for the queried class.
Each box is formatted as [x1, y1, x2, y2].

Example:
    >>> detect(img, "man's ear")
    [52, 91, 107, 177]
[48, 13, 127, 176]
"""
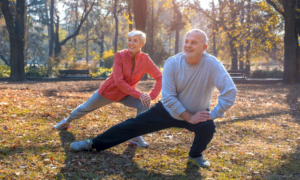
[203, 44, 208, 51]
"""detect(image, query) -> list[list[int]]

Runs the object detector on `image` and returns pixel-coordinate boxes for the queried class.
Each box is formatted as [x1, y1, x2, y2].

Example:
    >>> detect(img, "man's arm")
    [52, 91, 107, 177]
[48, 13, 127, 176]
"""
[210, 62, 237, 120]
[161, 59, 186, 118]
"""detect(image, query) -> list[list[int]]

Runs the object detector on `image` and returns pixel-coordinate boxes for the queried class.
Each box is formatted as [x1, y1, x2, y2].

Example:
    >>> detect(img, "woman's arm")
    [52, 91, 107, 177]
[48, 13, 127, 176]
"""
[113, 52, 142, 99]
[146, 56, 163, 100]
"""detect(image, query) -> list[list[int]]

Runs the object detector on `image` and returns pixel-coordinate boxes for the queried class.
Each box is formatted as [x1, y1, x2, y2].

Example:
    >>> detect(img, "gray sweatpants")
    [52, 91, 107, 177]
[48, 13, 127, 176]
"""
[66, 91, 149, 123]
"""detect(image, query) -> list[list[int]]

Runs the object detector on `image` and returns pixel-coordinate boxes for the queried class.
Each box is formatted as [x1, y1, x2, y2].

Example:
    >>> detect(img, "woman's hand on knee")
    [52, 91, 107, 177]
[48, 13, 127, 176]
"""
[139, 93, 151, 107]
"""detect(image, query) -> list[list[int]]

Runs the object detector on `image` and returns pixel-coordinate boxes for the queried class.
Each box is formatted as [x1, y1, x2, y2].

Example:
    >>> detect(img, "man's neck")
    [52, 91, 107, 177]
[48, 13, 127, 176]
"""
[185, 54, 203, 65]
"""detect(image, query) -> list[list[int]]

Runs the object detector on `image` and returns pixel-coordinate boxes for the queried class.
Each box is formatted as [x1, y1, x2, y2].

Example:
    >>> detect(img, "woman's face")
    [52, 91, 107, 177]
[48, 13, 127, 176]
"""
[127, 35, 144, 55]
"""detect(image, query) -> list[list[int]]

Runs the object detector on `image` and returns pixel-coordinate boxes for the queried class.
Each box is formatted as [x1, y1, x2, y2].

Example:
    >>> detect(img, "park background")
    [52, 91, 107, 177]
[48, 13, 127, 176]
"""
[1, 0, 299, 82]
[1, 0, 300, 179]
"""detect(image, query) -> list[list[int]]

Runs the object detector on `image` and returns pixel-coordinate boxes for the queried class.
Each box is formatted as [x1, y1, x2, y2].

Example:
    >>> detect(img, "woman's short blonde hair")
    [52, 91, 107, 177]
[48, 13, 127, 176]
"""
[127, 30, 146, 44]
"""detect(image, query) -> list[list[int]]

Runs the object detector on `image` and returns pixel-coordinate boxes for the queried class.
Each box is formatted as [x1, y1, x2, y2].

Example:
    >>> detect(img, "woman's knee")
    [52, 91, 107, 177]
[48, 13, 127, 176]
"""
[136, 102, 150, 114]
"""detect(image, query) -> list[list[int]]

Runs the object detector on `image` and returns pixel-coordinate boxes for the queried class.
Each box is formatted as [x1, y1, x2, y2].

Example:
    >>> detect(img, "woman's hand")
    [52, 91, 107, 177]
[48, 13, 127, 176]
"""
[139, 93, 152, 107]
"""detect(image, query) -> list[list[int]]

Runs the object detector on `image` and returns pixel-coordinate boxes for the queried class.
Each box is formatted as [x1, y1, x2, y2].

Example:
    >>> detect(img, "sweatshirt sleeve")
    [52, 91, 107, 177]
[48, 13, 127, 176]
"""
[161, 59, 186, 117]
[113, 52, 142, 99]
[146, 56, 162, 100]
[210, 62, 237, 120]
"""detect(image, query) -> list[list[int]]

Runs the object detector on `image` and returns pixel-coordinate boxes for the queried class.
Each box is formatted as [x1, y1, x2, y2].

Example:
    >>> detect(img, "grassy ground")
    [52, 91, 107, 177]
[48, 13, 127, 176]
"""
[0, 80, 300, 180]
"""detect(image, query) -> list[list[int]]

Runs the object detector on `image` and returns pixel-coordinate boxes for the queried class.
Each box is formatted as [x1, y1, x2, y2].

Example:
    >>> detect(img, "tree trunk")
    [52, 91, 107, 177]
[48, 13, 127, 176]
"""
[283, 0, 299, 84]
[150, 1, 154, 58]
[175, 30, 179, 55]
[73, 0, 78, 58]
[229, 34, 238, 70]
[100, 33, 104, 58]
[297, 0, 300, 78]
[10, 37, 26, 81]
[127, 0, 133, 31]
[172, 0, 182, 55]
[133, 0, 148, 80]
[48, 0, 55, 57]
[239, 0, 245, 71]
[245, 0, 252, 76]
[54, 16, 61, 63]
[133, 0, 147, 32]
[229, 0, 238, 70]
[1, 0, 27, 81]
[239, 45, 244, 70]
[86, 17, 89, 64]
[114, 0, 119, 53]
[24, 9, 28, 65]
[245, 39, 251, 76]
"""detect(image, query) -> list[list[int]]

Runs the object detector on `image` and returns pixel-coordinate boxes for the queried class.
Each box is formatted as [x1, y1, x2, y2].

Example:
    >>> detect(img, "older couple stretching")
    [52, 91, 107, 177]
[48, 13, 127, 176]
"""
[56, 29, 237, 167]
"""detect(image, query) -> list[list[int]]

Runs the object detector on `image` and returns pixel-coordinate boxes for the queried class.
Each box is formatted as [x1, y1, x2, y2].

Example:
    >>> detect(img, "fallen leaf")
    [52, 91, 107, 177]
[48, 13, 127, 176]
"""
[11, 144, 16, 149]
[20, 164, 27, 168]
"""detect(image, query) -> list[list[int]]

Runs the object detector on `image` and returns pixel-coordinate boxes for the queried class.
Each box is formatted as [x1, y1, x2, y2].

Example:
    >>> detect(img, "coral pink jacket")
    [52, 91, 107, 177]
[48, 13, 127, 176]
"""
[98, 49, 162, 102]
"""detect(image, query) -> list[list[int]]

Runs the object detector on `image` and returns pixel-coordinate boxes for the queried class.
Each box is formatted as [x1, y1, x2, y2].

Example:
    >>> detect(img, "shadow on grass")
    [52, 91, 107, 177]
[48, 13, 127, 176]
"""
[262, 85, 300, 179]
[215, 110, 291, 125]
[55, 131, 202, 180]
[218, 85, 300, 179]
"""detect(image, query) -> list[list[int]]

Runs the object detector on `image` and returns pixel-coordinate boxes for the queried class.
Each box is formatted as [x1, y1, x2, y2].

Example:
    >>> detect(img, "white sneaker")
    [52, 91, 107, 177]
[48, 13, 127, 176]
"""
[53, 119, 71, 131]
[188, 155, 211, 168]
[70, 139, 93, 152]
[128, 136, 149, 148]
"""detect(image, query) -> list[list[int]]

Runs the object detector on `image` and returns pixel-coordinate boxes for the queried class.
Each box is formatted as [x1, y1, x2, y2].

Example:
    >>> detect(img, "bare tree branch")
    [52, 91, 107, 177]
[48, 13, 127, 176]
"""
[0, 54, 9, 66]
[266, 0, 284, 16]
[60, 0, 95, 46]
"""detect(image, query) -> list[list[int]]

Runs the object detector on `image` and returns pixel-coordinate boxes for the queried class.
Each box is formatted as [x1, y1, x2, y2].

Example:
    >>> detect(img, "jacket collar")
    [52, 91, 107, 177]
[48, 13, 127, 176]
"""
[126, 49, 142, 59]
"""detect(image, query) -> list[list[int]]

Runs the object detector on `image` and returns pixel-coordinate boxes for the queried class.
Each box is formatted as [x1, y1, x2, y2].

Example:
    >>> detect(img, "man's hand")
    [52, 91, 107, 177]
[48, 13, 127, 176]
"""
[139, 93, 152, 107]
[180, 110, 211, 124]
[186, 111, 211, 124]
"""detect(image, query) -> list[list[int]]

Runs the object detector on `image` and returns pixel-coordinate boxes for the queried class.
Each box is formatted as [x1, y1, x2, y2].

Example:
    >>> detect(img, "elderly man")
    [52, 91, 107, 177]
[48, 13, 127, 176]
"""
[70, 29, 237, 167]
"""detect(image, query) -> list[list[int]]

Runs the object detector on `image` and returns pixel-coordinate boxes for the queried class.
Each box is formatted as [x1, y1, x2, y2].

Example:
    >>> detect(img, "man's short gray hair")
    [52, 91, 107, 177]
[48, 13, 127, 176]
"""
[187, 29, 208, 45]
[127, 30, 146, 44]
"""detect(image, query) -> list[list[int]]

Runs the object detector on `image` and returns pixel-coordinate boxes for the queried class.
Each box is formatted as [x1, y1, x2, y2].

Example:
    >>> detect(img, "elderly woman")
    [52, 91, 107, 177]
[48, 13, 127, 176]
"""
[53, 30, 162, 147]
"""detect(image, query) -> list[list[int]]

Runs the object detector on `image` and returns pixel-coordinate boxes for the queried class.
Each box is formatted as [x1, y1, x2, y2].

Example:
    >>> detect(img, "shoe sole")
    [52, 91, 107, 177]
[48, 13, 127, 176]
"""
[188, 159, 210, 168]
[53, 126, 71, 131]
[128, 141, 149, 148]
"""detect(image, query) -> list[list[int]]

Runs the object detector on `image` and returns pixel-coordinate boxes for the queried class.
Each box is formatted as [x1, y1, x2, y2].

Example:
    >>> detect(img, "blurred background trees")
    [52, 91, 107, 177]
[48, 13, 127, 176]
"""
[0, 0, 297, 83]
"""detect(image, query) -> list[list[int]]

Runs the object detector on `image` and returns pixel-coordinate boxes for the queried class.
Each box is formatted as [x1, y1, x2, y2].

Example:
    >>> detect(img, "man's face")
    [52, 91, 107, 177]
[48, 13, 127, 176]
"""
[183, 32, 207, 59]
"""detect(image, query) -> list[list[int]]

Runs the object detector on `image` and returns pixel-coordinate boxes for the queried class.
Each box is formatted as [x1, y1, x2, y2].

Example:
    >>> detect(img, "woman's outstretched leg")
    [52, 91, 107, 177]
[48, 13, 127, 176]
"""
[53, 91, 112, 130]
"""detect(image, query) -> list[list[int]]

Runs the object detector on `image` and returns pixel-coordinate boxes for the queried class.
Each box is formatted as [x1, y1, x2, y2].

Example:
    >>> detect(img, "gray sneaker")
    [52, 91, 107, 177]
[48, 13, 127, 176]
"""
[70, 139, 93, 152]
[53, 119, 71, 131]
[188, 155, 211, 168]
[128, 136, 149, 148]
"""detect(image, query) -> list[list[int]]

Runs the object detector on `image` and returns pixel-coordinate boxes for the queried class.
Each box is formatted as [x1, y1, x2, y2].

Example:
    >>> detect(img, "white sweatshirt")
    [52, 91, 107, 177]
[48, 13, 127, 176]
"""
[162, 52, 237, 120]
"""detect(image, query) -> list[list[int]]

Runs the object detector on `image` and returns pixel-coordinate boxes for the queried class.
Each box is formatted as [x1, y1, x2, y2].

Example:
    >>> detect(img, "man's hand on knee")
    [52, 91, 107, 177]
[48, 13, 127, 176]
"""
[187, 111, 211, 124]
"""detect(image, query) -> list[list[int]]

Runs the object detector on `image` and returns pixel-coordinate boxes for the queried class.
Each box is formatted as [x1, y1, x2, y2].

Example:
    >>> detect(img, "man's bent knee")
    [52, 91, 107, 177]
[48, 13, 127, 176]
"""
[199, 120, 216, 133]
[200, 120, 216, 133]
